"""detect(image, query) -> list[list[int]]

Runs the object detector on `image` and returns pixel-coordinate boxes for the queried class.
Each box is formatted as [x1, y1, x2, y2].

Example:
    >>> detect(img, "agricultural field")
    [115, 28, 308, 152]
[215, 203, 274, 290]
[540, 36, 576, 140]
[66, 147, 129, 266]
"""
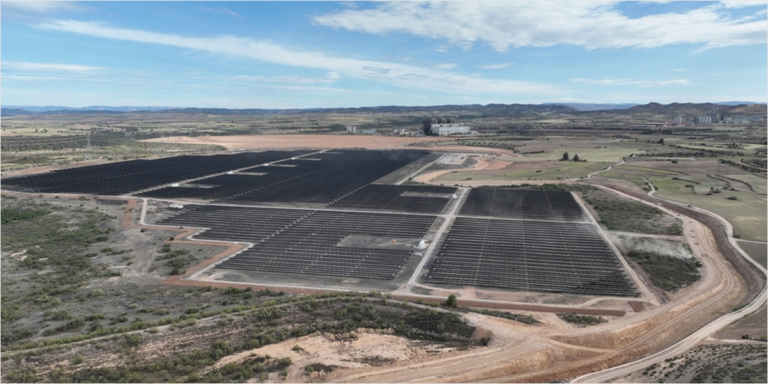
[721, 173, 768, 195]
[597, 161, 767, 242]
[436, 160, 611, 182]
[736, 241, 767, 268]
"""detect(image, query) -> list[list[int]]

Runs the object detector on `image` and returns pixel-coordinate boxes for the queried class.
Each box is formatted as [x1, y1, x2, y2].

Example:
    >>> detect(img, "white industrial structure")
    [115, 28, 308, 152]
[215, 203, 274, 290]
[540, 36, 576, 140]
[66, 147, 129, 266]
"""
[431, 123, 471, 136]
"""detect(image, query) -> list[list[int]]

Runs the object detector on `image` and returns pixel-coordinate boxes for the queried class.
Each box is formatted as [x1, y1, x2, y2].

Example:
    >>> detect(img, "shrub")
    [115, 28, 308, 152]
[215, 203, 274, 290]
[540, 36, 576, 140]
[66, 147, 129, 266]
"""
[124, 333, 142, 347]
[278, 357, 292, 367]
[445, 294, 458, 308]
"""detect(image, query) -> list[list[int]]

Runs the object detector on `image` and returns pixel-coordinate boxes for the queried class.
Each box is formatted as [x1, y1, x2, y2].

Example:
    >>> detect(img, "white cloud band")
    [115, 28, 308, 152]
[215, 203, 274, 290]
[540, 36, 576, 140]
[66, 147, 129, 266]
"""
[312, 1, 767, 51]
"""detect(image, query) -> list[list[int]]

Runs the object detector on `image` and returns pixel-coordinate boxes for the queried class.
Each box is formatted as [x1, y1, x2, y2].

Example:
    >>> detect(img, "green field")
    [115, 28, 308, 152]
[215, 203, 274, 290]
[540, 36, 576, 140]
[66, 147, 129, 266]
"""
[736, 241, 767, 268]
[436, 161, 611, 181]
[521, 142, 667, 163]
[722, 174, 768, 195]
[597, 165, 767, 242]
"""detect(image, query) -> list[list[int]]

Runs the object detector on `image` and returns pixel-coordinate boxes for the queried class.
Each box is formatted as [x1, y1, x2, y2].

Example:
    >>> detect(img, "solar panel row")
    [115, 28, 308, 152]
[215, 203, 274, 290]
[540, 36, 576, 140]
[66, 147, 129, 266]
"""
[459, 188, 588, 221]
[328, 184, 457, 213]
[138, 150, 430, 204]
[2, 150, 312, 195]
[157, 205, 437, 280]
[425, 217, 637, 297]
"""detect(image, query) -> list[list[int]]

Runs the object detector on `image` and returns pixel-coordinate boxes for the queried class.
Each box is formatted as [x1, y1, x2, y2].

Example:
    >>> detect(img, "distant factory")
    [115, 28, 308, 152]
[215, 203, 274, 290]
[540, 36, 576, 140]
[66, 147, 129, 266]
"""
[422, 117, 471, 136]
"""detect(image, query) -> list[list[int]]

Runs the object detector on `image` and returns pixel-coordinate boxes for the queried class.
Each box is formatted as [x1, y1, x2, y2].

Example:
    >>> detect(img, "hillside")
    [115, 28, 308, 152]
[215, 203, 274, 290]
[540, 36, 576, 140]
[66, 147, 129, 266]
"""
[621, 102, 766, 117]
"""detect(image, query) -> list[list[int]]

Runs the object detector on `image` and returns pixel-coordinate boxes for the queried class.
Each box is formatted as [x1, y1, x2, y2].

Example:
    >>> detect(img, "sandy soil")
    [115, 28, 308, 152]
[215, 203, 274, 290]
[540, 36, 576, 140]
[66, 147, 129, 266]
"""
[214, 329, 459, 383]
[142, 135, 452, 150]
[414, 155, 515, 183]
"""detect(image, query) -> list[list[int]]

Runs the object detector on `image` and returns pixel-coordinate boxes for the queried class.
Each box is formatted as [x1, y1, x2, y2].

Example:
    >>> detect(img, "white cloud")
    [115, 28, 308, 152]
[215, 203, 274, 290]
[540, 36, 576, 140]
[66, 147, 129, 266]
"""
[719, 1, 767, 8]
[312, 2, 767, 51]
[2, 61, 103, 73]
[236, 72, 341, 84]
[672, 68, 687, 72]
[570, 77, 692, 87]
[37, 20, 562, 97]
[2, 1, 84, 13]
[198, 7, 241, 18]
[433, 63, 458, 69]
[480, 62, 515, 69]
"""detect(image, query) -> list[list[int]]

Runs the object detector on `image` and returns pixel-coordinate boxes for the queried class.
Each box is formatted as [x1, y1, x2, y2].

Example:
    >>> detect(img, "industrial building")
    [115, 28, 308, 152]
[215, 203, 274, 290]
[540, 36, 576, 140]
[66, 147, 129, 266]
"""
[430, 123, 471, 136]
[422, 117, 470, 136]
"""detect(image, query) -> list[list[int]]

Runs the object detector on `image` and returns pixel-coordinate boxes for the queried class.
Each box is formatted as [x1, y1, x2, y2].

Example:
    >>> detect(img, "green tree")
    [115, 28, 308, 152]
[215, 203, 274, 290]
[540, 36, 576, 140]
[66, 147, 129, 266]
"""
[445, 294, 458, 308]
[562, 152, 569, 161]
[573, 154, 580, 161]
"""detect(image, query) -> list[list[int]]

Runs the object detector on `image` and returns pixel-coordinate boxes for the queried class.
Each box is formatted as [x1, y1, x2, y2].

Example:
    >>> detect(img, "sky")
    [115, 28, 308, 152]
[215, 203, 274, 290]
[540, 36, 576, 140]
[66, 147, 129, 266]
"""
[1, 1, 767, 109]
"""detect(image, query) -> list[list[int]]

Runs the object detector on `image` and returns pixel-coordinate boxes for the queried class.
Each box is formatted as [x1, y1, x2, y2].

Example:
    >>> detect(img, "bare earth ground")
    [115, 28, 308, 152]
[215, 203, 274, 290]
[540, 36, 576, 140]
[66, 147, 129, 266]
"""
[214, 328, 460, 383]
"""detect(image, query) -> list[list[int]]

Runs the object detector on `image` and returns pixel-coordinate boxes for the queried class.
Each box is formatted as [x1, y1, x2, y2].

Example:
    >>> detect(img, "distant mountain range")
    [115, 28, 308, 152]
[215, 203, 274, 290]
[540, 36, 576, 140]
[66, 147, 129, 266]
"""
[2, 102, 765, 117]
[1, 104, 579, 117]
[542, 103, 639, 111]
[2, 105, 177, 113]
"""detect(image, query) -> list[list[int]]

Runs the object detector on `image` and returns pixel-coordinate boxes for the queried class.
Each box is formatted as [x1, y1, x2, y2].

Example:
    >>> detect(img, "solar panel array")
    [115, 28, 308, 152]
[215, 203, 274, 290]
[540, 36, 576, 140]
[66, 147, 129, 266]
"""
[156, 205, 437, 280]
[328, 184, 457, 213]
[425, 217, 637, 297]
[1, 150, 312, 195]
[138, 150, 430, 204]
[459, 188, 588, 221]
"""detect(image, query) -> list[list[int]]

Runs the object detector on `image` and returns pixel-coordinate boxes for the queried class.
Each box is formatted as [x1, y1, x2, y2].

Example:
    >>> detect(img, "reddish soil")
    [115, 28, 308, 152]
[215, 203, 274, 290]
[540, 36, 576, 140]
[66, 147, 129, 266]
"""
[628, 302, 646, 312]
[396, 296, 626, 317]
